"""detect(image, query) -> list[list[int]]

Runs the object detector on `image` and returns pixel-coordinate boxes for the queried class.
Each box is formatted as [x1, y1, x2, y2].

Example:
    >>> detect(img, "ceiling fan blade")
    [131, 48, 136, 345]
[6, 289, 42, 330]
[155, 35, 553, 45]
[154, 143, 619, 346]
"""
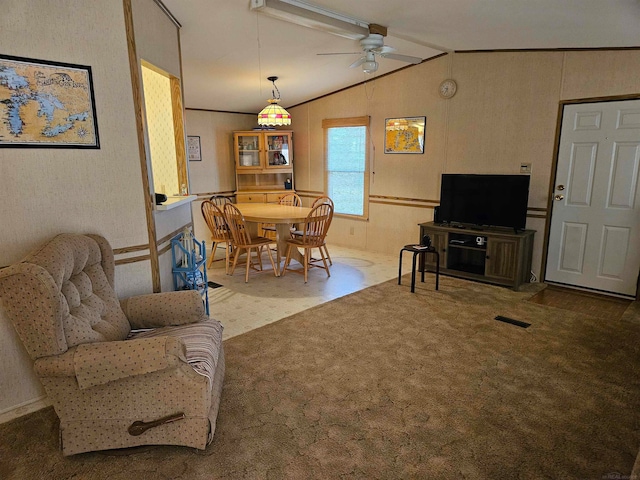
[379, 52, 423, 64]
[317, 52, 362, 56]
[349, 57, 366, 68]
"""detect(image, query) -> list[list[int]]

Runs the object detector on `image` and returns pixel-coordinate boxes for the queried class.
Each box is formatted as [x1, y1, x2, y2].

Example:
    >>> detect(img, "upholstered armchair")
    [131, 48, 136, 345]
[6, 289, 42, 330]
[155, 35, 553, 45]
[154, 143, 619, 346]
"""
[0, 233, 225, 456]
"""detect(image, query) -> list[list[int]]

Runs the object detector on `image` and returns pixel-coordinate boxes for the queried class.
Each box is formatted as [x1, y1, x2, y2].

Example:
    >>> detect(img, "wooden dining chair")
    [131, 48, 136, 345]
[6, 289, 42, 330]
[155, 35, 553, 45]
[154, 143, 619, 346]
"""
[201, 200, 233, 273]
[281, 202, 333, 283]
[262, 192, 302, 238]
[224, 203, 278, 282]
[292, 196, 334, 266]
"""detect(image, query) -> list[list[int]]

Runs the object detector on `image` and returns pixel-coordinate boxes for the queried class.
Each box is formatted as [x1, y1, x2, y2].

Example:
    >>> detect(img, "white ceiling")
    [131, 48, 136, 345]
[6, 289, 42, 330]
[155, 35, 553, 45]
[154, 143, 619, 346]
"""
[162, 0, 640, 114]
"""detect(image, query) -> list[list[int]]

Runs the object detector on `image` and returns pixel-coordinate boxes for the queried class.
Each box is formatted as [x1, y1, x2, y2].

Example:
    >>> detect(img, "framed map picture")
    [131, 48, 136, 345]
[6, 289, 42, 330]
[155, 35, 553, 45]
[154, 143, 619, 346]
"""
[187, 135, 201, 161]
[384, 116, 426, 154]
[0, 54, 99, 148]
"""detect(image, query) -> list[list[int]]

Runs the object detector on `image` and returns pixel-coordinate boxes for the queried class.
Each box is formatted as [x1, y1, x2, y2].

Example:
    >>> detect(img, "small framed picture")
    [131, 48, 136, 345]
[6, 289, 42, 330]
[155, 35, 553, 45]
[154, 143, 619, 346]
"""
[187, 135, 201, 161]
[384, 116, 426, 154]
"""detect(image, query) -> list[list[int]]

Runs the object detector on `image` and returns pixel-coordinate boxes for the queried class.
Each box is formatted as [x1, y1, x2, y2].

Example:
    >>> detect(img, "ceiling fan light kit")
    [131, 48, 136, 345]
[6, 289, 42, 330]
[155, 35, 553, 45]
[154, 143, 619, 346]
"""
[362, 60, 378, 74]
[358, 51, 378, 74]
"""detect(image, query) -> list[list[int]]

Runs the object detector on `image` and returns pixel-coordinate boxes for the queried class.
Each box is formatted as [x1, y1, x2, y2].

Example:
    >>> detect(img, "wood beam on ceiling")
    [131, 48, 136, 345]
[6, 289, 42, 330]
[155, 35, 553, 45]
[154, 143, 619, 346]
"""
[368, 24, 387, 36]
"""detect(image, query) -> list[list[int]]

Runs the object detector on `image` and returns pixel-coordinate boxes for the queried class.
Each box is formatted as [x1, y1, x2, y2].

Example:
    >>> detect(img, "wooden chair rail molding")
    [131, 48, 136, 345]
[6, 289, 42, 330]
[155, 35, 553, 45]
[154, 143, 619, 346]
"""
[115, 254, 151, 266]
[113, 224, 193, 265]
[113, 245, 149, 255]
[195, 191, 236, 200]
[294, 193, 549, 217]
[370, 195, 439, 209]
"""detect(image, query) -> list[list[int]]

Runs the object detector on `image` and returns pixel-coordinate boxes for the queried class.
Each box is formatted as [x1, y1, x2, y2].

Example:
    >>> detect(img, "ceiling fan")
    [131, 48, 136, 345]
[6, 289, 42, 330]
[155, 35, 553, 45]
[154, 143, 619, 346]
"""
[318, 33, 423, 74]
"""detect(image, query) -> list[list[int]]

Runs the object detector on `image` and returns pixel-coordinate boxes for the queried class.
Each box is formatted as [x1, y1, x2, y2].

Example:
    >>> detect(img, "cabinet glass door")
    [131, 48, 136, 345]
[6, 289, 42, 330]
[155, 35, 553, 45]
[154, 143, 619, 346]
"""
[266, 134, 290, 167]
[237, 134, 261, 168]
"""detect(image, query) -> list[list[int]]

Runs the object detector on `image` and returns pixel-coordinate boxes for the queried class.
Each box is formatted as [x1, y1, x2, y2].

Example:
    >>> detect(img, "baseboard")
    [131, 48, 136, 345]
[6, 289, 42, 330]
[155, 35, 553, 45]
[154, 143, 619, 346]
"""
[0, 396, 51, 424]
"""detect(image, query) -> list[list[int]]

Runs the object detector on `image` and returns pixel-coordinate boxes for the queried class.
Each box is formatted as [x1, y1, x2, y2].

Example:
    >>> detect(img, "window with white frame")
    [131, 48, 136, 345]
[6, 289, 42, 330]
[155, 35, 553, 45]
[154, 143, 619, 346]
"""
[323, 116, 370, 219]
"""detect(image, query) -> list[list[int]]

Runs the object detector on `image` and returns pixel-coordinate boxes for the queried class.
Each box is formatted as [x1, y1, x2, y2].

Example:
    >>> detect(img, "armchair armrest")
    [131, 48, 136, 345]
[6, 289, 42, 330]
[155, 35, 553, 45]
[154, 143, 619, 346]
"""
[34, 348, 76, 377]
[72, 336, 187, 390]
[120, 290, 206, 329]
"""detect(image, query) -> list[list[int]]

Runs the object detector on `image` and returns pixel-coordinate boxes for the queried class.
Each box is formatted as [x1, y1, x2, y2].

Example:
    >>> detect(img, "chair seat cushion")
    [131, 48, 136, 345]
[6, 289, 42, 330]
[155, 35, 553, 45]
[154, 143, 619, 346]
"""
[128, 319, 223, 389]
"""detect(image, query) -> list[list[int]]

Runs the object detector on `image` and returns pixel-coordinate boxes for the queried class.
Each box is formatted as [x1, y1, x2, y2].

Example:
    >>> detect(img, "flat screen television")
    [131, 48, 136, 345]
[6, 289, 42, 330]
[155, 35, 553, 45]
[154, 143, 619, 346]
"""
[439, 174, 530, 231]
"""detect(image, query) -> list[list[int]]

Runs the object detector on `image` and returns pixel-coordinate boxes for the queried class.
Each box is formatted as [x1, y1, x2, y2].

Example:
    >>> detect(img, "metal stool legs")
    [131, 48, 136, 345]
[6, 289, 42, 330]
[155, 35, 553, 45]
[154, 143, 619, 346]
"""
[398, 245, 439, 293]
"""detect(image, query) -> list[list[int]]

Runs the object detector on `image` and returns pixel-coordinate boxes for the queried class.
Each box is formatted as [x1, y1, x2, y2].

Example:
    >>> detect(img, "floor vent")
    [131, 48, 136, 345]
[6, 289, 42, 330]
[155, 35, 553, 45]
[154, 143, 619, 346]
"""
[207, 281, 224, 289]
[495, 315, 530, 328]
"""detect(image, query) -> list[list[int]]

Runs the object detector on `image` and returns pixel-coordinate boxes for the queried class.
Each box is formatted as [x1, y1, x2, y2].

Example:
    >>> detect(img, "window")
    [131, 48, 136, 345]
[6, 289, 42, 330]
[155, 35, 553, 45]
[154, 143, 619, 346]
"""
[323, 116, 370, 219]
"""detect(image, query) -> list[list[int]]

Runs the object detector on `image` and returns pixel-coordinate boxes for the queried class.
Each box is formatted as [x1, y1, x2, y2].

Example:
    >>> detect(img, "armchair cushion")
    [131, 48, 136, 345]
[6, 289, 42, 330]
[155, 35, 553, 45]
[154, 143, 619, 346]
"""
[120, 290, 205, 329]
[0, 234, 131, 358]
[73, 336, 187, 390]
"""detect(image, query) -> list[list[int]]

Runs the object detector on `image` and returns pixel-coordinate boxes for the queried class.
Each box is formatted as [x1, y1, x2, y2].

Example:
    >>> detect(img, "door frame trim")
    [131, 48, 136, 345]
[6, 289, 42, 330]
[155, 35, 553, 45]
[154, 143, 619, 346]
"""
[541, 93, 640, 300]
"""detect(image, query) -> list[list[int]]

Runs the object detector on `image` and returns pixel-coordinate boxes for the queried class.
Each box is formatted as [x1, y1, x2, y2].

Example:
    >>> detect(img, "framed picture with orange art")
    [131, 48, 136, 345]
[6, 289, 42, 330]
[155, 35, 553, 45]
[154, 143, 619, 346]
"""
[384, 116, 426, 154]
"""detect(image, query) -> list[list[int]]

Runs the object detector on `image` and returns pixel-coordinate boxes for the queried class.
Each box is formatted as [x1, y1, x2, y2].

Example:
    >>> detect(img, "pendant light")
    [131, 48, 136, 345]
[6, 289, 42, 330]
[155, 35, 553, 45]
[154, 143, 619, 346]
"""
[257, 76, 291, 126]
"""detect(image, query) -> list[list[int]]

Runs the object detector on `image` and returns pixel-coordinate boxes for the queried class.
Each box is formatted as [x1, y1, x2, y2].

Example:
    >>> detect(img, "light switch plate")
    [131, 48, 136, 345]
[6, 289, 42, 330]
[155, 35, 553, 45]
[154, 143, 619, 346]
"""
[520, 163, 532, 174]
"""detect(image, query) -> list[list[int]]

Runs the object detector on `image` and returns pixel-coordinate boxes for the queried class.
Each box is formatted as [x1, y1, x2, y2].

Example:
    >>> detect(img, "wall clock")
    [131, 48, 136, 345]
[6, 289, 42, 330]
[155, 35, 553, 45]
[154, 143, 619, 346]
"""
[439, 79, 457, 99]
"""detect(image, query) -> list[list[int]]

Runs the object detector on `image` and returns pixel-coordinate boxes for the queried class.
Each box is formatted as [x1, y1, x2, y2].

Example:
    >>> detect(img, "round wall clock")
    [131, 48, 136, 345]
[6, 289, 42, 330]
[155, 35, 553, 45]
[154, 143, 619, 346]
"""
[439, 79, 457, 99]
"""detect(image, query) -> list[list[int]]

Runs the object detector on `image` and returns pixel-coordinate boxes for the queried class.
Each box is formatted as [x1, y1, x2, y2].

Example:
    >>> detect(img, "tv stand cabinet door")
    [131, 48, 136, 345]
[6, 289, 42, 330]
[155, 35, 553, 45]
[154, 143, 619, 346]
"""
[484, 238, 518, 284]
[419, 226, 447, 271]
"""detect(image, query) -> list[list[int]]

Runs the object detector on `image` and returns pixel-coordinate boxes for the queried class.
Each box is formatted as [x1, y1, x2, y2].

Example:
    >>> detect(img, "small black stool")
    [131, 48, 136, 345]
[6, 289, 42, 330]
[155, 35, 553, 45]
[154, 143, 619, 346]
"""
[398, 245, 439, 292]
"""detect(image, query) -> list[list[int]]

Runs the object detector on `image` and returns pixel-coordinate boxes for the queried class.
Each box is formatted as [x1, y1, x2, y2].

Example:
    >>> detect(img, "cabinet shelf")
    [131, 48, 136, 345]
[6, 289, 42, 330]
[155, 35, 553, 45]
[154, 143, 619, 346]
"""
[234, 130, 294, 202]
[448, 263, 485, 276]
[447, 244, 486, 252]
[238, 184, 287, 191]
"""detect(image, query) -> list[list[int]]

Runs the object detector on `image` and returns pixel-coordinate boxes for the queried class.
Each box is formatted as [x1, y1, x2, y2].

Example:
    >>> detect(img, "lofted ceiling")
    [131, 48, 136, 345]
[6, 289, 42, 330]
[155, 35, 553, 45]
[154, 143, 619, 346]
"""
[162, 0, 640, 114]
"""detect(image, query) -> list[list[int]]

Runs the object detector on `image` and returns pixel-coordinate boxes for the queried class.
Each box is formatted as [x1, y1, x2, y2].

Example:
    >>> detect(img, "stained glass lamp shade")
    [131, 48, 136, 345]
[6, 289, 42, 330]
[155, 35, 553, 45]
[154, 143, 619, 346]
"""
[258, 99, 291, 126]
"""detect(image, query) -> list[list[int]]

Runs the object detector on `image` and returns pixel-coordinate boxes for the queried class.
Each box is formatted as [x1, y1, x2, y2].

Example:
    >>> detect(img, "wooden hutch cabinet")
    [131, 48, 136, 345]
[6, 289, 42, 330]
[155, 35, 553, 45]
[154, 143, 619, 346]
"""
[233, 130, 294, 203]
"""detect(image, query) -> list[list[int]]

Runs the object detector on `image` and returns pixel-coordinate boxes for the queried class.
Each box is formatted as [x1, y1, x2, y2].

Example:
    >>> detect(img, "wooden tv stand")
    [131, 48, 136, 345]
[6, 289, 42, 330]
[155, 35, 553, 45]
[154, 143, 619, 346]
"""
[419, 222, 535, 290]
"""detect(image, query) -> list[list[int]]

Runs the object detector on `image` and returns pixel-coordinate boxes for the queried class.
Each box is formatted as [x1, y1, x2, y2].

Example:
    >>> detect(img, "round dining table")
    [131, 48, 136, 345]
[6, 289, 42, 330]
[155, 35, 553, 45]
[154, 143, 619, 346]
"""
[233, 203, 312, 273]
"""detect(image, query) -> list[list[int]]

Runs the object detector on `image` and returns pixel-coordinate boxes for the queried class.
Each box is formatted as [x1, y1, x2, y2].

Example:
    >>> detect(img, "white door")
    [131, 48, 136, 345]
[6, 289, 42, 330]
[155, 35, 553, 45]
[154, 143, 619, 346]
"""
[545, 99, 640, 298]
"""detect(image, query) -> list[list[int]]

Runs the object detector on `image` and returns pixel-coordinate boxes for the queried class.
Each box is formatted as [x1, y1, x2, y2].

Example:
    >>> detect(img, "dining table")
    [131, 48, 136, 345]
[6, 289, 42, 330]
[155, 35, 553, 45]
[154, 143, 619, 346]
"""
[234, 202, 312, 274]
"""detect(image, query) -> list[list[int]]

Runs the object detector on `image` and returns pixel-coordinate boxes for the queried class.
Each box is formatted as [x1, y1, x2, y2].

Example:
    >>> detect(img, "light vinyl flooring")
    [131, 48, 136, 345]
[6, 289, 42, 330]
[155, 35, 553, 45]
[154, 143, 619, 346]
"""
[206, 244, 418, 340]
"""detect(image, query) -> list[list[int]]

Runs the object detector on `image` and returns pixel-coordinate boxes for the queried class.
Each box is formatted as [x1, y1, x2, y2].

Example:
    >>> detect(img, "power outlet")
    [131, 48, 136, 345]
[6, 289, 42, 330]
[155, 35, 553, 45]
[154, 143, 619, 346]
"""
[349, 226, 355, 235]
[520, 163, 532, 174]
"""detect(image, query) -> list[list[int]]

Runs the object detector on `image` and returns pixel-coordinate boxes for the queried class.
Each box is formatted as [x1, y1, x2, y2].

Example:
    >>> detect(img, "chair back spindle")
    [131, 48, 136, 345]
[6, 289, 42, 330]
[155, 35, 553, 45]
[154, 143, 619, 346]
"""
[209, 195, 232, 207]
[301, 203, 332, 247]
[201, 200, 233, 271]
[223, 203, 252, 246]
[279, 192, 302, 207]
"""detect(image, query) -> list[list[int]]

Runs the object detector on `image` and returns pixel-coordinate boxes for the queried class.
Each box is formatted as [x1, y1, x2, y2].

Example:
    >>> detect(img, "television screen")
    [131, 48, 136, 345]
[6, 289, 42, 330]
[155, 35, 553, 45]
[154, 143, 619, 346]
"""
[439, 174, 530, 230]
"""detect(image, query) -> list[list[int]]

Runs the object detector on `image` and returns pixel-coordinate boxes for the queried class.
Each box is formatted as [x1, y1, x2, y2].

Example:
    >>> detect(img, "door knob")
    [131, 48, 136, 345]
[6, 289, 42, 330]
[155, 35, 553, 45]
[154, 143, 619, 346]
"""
[556, 185, 565, 191]
[554, 194, 564, 201]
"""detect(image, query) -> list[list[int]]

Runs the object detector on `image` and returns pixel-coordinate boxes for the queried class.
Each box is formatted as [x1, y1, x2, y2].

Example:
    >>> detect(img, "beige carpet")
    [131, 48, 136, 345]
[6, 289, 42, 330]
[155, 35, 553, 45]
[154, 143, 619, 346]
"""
[1, 276, 639, 479]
